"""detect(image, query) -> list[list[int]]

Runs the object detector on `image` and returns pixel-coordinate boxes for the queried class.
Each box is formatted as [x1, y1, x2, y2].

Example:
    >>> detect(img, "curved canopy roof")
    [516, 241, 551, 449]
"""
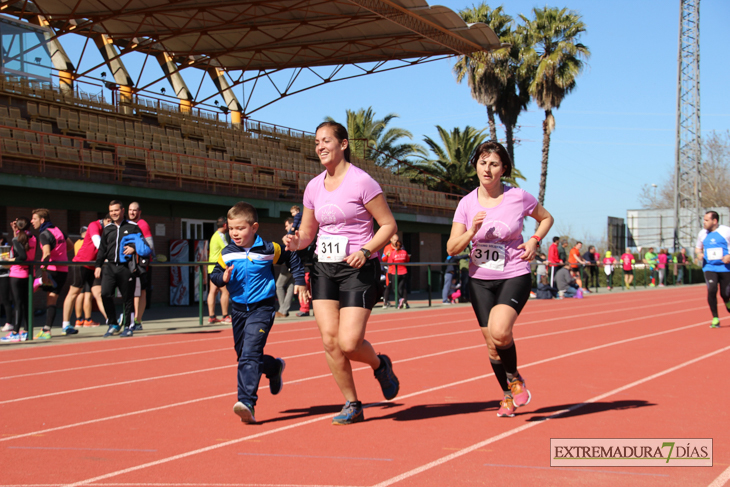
[30, 0, 502, 70]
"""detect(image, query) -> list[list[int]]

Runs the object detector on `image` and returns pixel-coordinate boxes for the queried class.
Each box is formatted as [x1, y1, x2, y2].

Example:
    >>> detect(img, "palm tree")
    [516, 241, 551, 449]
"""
[325, 107, 424, 168]
[454, 5, 513, 142]
[404, 125, 525, 193]
[520, 7, 590, 206]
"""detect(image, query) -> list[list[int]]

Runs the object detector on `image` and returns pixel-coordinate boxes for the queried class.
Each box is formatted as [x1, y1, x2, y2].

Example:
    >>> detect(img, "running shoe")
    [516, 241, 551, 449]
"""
[441, 302, 452, 305]
[397, 298, 405, 309]
[19, 331, 27, 341]
[133, 320, 143, 331]
[83, 319, 100, 327]
[34, 329, 51, 340]
[296, 311, 310, 317]
[711, 317, 720, 329]
[221, 315, 232, 324]
[1, 332, 21, 343]
[274, 312, 287, 318]
[32, 277, 43, 292]
[332, 401, 364, 425]
[2, 323, 13, 332]
[497, 396, 516, 417]
[120, 327, 134, 337]
[207, 316, 220, 325]
[75, 319, 84, 328]
[62, 326, 79, 335]
[233, 402, 256, 423]
[509, 377, 531, 408]
[382, 303, 391, 308]
[269, 358, 286, 395]
[374, 354, 400, 400]
[103, 324, 121, 337]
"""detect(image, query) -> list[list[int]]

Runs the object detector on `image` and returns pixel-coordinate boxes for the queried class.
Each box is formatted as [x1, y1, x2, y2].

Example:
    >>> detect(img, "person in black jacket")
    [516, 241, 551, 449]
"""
[94, 200, 144, 338]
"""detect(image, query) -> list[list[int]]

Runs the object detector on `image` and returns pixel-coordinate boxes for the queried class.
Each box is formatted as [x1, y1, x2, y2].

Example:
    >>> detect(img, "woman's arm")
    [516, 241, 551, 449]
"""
[518, 203, 554, 261]
[446, 210, 486, 256]
[12, 238, 27, 261]
[345, 194, 397, 268]
[283, 207, 317, 251]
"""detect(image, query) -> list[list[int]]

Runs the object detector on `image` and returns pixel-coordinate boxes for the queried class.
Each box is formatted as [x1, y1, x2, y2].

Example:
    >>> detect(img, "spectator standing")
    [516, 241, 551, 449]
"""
[62, 220, 107, 332]
[31, 208, 75, 338]
[558, 241, 568, 266]
[275, 218, 296, 318]
[583, 245, 598, 289]
[441, 254, 464, 305]
[603, 251, 617, 290]
[674, 247, 689, 284]
[644, 247, 659, 287]
[1, 218, 36, 342]
[384, 240, 410, 309]
[288, 205, 312, 317]
[0, 237, 13, 331]
[128, 202, 155, 330]
[95, 200, 150, 338]
[381, 234, 399, 307]
[620, 249, 635, 289]
[657, 249, 668, 286]
[547, 236, 562, 284]
[458, 244, 471, 302]
[535, 252, 547, 282]
[536, 274, 558, 299]
[207, 216, 230, 324]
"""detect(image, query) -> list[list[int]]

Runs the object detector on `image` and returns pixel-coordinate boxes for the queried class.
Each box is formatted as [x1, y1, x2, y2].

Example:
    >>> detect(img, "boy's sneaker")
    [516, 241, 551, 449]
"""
[207, 316, 220, 325]
[83, 319, 100, 327]
[509, 377, 531, 408]
[34, 329, 51, 340]
[2, 323, 13, 332]
[497, 396, 516, 417]
[221, 315, 232, 324]
[233, 402, 256, 423]
[711, 317, 720, 329]
[103, 325, 121, 337]
[1, 332, 21, 343]
[374, 354, 400, 400]
[62, 326, 79, 335]
[332, 401, 364, 425]
[269, 358, 286, 395]
[120, 327, 134, 337]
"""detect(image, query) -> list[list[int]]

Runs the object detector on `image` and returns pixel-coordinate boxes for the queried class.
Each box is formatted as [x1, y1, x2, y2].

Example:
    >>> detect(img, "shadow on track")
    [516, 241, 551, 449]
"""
[526, 399, 656, 421]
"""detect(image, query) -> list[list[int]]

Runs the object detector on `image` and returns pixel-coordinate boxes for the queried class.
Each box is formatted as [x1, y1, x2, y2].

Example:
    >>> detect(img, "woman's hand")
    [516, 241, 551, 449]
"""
[518, 238, 539, 261]
[470, 211, 486, 236]
[283, 230, 299, 251]
[294, 285, 310, 306]
[345, 250, 367, 269]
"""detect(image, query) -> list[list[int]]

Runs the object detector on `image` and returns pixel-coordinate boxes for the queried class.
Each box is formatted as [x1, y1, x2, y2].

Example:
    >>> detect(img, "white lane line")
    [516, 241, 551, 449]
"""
[371, 342, 730, 487]
[1, 304, 708, 404]
[0, 483, 359, 487]
[36, 318, 719, 486]
[709, 465, 730, 487]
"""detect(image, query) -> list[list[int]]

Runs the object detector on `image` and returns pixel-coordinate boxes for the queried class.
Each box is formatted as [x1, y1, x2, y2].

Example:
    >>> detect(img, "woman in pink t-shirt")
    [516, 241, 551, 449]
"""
[284, 121, 400, 425]
[447, 141, 553, 418]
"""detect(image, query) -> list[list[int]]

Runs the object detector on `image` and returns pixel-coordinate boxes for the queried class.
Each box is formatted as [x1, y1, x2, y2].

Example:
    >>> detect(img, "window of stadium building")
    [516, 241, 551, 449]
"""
[0, 18, 53, 82]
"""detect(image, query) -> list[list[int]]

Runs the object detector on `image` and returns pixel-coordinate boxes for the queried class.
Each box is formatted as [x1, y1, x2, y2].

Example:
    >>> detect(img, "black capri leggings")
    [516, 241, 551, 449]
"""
[10, 277, 28, 333]
[468, 273, 532, 328]
[0, 276, 12, 324]
[704, 271, 730, 318]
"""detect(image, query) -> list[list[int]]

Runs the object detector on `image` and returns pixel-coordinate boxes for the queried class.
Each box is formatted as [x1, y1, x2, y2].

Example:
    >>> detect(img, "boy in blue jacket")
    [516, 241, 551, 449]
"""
[210, 202, 307, 424]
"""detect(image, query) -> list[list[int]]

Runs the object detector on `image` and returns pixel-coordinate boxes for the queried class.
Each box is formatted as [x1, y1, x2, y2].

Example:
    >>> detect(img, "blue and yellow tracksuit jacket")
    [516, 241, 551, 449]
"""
[210, 234, 306, 305]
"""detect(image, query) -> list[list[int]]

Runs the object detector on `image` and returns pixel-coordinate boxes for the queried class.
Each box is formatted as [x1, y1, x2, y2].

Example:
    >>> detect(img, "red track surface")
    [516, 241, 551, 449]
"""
[1, 286, 729, 487]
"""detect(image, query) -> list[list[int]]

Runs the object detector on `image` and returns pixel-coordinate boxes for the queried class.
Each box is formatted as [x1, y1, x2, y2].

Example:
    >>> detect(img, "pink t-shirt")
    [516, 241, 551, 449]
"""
[453, 186, 538, 280]
[303, 164, 382, 259]
[136, 218, 152, 239]
[657, 253, 668, 269]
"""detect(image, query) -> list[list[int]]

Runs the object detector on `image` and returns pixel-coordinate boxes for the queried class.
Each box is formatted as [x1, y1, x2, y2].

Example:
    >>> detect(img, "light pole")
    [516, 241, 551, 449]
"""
[652, 183, 658, 202]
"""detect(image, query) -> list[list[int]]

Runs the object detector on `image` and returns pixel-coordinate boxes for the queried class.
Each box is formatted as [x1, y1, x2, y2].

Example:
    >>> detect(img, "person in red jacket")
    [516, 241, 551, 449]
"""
[384, 240, 410, 309]
[547, 236, 562, 285]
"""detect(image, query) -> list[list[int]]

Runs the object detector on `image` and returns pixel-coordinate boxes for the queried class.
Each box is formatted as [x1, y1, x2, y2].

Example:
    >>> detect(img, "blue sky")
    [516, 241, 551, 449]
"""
[59, 0, 729, 244]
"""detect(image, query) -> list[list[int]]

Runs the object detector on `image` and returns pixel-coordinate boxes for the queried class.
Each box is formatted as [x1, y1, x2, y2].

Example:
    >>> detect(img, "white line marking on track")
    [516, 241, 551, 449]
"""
[370, 342, 730, 487]
[709, 465, 730, 487]
[30, 317, 720, 486]
[0, 483, 359, 487]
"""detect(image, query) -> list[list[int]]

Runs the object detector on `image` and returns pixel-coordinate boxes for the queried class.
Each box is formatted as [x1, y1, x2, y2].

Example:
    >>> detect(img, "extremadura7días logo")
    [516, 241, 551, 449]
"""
[551, 438, 712, 467]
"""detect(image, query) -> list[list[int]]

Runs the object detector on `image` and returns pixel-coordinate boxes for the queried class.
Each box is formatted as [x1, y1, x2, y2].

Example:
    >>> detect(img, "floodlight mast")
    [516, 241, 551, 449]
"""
[673, 0, 701, 252]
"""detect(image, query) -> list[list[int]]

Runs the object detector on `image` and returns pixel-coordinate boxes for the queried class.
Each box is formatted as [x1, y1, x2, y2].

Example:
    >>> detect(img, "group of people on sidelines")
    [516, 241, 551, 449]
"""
[0, 202, 155, 342]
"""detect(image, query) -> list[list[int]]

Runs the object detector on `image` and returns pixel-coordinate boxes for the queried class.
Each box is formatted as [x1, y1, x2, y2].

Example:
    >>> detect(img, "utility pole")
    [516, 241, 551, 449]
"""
[673, 0, 701, 252]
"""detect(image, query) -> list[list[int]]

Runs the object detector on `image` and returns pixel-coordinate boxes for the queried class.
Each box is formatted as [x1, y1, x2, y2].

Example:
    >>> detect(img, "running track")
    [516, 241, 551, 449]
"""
[1, 286, 729, 487]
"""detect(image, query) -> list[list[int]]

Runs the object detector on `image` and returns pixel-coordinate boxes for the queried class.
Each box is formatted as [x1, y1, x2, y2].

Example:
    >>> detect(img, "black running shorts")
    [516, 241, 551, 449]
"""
[311, 258, 382, 309]
[71, 266, 95, 292]
[468, 273, 532, 328]
[45, 270, 68, 294]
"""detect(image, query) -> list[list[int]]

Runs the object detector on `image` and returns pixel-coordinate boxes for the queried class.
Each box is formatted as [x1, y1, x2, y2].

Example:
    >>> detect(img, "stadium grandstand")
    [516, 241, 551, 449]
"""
[0, 0, 500, 304]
